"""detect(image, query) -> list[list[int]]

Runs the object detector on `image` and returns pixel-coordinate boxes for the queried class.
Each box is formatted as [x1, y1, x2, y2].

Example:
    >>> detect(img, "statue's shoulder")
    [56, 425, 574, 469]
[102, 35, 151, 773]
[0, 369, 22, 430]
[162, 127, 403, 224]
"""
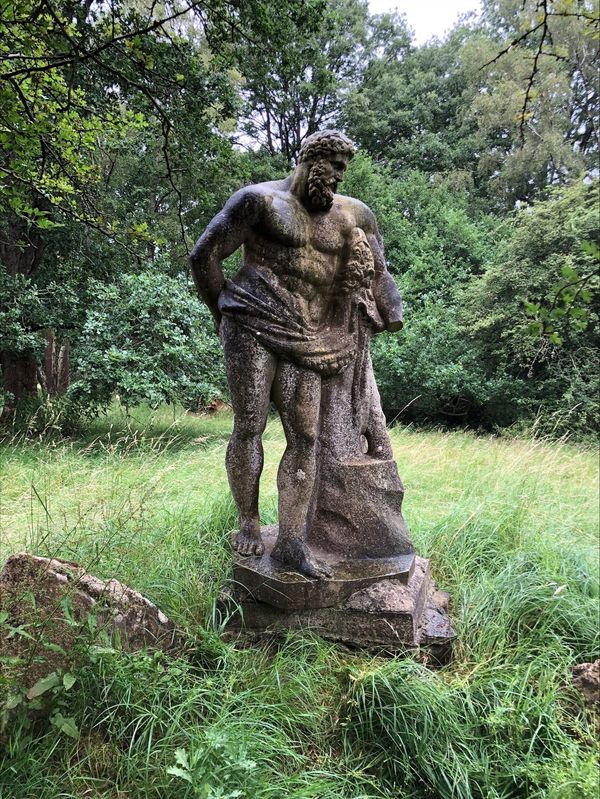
[336, 194, 377, 230]
[225, 180, 287, 215]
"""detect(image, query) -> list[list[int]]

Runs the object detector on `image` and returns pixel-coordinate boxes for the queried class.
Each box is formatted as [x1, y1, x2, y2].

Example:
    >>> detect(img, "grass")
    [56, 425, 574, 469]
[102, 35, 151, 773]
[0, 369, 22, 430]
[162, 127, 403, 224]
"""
[0, 404, 598, 798]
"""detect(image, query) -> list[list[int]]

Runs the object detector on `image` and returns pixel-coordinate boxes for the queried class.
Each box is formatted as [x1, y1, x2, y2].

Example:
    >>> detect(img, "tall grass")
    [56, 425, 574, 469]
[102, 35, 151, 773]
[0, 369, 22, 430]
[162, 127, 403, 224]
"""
[0, 405, 598, 798]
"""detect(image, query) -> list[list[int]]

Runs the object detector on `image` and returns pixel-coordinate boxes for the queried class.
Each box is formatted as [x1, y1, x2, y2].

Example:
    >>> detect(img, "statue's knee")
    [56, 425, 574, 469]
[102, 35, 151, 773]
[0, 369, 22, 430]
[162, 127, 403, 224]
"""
[233, 417, 265, 442]
[296, 425, 318, 449]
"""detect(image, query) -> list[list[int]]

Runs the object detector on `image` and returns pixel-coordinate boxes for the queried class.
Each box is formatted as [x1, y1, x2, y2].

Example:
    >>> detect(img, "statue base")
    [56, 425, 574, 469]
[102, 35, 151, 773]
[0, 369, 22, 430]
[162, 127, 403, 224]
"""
[221, 527, 455, 663]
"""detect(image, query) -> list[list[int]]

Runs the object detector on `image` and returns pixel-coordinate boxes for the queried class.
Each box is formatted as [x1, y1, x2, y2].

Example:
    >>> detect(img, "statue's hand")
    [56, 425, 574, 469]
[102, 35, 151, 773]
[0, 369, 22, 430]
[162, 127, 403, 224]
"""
[386, 319, 403, 333]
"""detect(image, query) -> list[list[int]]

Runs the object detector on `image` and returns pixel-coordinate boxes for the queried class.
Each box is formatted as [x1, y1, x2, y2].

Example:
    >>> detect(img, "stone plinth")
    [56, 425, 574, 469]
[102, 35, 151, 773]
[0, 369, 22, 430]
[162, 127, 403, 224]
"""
[233, 525, 414, 610]
[224, 531, 455, 662]
[309, 455, 413, 559]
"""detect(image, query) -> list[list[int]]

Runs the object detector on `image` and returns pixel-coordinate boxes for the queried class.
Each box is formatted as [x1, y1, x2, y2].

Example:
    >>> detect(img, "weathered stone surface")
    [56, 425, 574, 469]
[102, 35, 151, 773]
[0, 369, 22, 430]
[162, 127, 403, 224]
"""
[190, 130, 412, 580]
[190, 129, 454, 660]
[0, 552, 180, 693]
[572, 659, 600, 711]
[308, 455, 413, 559]
[233, 526, 414, 610]
[224, 556, 455, 660]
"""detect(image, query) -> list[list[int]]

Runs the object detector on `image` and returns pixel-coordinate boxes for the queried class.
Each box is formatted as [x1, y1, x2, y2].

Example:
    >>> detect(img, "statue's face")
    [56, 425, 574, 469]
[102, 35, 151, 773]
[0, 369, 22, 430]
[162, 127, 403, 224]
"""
[306, 153, 350, 211]
[320, 154, 350, 190]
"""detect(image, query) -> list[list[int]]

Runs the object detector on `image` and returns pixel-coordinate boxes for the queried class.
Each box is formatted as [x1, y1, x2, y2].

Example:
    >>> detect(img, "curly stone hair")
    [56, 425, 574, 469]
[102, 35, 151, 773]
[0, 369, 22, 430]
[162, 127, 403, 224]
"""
[297, 129, 356, 164]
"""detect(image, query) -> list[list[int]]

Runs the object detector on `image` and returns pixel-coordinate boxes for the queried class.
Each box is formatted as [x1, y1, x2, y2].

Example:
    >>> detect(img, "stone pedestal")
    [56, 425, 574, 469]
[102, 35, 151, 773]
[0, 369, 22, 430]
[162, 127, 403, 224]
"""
[222, 526, 455, 663]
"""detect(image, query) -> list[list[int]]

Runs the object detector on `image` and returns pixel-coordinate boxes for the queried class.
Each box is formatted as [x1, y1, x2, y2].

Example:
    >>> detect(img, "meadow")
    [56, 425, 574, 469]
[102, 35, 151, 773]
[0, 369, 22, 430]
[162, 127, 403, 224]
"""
[0, 405, 598, 799]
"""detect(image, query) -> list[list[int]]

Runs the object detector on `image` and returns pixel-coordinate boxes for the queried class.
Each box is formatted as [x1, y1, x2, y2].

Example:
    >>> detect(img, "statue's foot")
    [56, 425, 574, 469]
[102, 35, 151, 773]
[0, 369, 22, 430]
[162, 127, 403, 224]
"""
[233, 523, 264, 557]
[271, 538, 333, 580]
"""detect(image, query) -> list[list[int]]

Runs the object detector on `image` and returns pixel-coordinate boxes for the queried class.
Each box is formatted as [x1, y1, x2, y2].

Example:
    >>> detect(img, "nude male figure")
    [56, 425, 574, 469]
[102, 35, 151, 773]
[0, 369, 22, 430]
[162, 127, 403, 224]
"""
[189, 130, 402, 579]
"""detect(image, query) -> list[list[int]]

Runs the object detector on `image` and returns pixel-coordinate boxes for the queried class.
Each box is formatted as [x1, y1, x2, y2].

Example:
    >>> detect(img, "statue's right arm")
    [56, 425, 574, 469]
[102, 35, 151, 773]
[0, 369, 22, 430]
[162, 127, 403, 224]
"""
[189, 189, 261, 330]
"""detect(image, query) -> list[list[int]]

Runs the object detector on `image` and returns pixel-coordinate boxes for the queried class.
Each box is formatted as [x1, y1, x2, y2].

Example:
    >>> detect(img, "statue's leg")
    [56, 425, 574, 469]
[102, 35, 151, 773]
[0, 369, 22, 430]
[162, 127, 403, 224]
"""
[271, 361, 332, 579]
[221, 318, 276, 556]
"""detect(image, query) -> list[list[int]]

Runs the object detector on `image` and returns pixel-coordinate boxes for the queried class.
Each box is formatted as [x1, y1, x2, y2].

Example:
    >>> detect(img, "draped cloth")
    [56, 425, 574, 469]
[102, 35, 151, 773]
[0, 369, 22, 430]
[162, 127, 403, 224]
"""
[217, 264, 357, 378]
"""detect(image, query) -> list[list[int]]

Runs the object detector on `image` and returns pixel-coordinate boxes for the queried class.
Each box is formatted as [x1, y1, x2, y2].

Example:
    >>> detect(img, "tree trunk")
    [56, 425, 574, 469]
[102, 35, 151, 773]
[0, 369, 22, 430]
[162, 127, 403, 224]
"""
[0, 206, 48, 417]
[42, 330, 70, 397]
[0, 352, 38, 419]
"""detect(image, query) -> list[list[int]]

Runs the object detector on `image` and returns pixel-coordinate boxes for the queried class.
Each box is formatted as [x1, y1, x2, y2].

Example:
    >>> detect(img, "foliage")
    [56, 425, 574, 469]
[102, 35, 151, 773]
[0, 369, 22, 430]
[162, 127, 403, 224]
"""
[70, 265, 226, 413]
[460, 180, 599, 437]
[341, 153, 599, 437]
[1, 0, 137, 226]
[342, 25, 481, 180]
[237, 0, 411, 163]
[342, 155, 503, 428]
[0, 0, 299, 226]
[371, 303, 510, 427]
[463, 0, 598, 209]
[2, 0, 598, 436]
[481, 0, 599, 159]
[342, 154, 495, 293]
[343, 1, 598, 211]
[0, 0, 317, 413]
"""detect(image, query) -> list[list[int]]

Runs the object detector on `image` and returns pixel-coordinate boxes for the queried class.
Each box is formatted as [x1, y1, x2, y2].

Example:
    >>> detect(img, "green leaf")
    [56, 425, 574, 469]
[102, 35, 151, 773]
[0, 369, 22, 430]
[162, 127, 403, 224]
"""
[87, 613, 98, 636]
[6, 624, 35, 641]
[523, 301, 540, 315]
[166, 766, 193, 784]
[44, 642, 68, 656]
[581, 240, 600, 260]
[60, 595, 78, 626]
[63, 673, 76, 691]
[174, 748, 189, 768]
[51, 712, 79, 739]
[27, 672, 61, 699]
[5, 693, 23, 710]
[560, 265, 579, 281]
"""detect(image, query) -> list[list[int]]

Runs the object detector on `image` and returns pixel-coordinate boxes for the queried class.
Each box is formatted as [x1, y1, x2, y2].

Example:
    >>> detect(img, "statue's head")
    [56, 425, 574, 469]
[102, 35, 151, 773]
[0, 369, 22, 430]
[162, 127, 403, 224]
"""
[297, 130, 356, 211]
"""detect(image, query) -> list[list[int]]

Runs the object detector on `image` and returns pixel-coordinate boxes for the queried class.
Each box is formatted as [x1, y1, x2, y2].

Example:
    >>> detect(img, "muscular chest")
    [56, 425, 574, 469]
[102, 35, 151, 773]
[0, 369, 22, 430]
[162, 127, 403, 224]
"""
[258, 196, 350, 255]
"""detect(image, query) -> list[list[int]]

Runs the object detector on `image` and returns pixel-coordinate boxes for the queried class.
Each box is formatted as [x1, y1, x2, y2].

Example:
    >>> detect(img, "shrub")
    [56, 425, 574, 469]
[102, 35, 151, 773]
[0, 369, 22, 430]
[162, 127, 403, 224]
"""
[70, 267, 227, 414]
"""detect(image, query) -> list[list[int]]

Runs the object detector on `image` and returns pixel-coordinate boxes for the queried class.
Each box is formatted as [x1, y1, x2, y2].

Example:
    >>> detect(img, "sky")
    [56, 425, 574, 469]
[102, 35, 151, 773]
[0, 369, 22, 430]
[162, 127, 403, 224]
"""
[368, 1, 482, 44]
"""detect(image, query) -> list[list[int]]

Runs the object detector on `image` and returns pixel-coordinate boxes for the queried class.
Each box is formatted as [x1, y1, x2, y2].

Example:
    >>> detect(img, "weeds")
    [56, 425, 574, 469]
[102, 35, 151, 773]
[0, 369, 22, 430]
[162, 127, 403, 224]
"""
[0, 407, 598, 798]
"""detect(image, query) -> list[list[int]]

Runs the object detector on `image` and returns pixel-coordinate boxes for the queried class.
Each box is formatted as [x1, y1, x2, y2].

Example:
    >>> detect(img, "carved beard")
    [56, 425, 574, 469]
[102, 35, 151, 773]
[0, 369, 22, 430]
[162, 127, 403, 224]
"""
[307, 158, 335, 210]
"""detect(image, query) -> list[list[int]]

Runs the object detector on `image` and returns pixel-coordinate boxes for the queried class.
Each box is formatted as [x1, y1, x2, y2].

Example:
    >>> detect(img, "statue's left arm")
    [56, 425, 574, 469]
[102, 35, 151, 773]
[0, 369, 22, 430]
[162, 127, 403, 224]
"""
[356, 202, 403, 332]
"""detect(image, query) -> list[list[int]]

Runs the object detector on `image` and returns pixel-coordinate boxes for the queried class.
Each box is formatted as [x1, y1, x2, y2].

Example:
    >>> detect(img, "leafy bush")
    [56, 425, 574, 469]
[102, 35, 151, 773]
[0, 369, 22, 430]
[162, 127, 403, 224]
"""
[70, 266, 227, 414]
[459, 181, 599, 438]
[354, 164, 599, 438]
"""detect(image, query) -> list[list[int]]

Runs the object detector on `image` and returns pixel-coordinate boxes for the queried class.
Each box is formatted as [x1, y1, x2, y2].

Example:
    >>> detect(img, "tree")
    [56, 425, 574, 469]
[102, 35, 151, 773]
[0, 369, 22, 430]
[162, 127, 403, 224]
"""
[463, 0, 598, 208]
[0, 0, 317, 416]
[340, 152, 499, 426]
[460, 179, 599, 436]
[236, 1, 412, 163]
[342, 1, 598, 210]
[342, 23, 481, 180]
[71, 265, 226, 414]
[481, 0, 599, 148]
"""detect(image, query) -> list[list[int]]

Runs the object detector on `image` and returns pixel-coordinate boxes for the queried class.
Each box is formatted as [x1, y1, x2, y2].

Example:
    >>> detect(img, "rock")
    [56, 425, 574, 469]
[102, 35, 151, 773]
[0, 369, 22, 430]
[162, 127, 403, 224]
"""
[572, 659, 600, 711]
[308, 455, 413, 559]
[0, 552, 181, 695]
